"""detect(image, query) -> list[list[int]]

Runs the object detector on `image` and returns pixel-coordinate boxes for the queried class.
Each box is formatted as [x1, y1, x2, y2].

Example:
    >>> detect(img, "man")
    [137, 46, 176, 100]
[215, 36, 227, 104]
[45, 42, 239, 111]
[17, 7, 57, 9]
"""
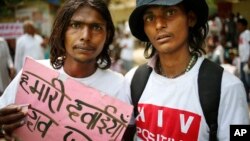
[0, 0, 127, 140]
[123, 0, 249, 140]
[14, 20, 44, 73]
[119, 32, 135, 73]
[0, 37, 15, 96]
[237, 18, 250, 102]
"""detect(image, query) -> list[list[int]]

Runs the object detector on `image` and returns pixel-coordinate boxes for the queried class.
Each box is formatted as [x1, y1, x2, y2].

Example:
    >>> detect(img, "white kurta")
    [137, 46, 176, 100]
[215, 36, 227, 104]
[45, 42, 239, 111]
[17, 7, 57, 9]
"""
[14, 34, 44, 73]
[238, 29, 250, 62]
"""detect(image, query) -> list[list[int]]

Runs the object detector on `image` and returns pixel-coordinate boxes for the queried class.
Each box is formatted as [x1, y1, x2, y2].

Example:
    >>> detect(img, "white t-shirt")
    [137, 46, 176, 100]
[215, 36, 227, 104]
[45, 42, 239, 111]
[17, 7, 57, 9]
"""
[212, 44, 224, 64]
[220, 63, 238, 76]
[14, 34, 44, 73]
[0, 59, 126, 108]
[0, 38, 14, 93]
[238, 29, 250, 62]
[122, 57, 250, 141]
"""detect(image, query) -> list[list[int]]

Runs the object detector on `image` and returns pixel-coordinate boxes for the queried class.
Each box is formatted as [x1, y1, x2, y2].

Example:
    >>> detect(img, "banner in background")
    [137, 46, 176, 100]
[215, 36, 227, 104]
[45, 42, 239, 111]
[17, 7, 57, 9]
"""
[0, 23, 23, 39]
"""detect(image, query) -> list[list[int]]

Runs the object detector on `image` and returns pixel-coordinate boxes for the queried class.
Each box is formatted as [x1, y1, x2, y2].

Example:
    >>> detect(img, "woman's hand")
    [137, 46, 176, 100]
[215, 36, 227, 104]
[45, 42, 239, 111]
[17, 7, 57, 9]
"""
[0, 104, 29, 141]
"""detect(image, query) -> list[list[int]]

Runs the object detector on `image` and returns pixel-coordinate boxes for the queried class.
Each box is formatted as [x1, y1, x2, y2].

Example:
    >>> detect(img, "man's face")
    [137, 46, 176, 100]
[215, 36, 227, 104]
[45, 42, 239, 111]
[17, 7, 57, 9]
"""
[237, 22, 245, 33]
[143, 5, 196, 55]
[64, 6, 107, 64]
[26, 24, 36, 36]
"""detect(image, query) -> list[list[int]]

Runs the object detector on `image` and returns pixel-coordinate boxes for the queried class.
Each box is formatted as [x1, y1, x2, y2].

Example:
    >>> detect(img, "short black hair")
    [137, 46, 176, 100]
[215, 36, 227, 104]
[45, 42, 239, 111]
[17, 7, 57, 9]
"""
[237, 18, 248, 27]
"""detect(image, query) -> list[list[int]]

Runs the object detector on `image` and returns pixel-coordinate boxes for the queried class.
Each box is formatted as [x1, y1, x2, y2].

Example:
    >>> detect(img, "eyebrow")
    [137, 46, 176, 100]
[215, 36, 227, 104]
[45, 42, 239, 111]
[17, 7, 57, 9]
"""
[69, 20, 81, 23]
[143, 10, 153, 15]
[69, 20, 106, 26]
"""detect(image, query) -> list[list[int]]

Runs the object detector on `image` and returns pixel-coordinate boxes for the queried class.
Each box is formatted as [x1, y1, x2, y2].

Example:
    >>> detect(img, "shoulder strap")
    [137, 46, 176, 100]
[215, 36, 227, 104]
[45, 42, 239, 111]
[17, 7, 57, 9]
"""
[131, 64, 152, 117]
[198, 58, 224, 141]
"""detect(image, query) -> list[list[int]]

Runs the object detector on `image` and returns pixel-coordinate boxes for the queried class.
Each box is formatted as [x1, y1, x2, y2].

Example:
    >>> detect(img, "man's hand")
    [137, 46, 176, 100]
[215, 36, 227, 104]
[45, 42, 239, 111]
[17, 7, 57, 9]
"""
[0, 104, 29, 141]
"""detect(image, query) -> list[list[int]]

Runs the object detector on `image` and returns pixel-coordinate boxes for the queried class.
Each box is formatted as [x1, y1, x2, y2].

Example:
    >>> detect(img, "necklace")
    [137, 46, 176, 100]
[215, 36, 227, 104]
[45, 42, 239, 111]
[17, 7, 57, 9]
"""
[157, 55, 197, 78]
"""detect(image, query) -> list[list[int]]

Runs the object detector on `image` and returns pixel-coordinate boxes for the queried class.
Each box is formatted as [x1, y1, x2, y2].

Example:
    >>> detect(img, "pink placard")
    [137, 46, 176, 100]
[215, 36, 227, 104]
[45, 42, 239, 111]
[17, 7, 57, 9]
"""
[14, 57, 133, 141]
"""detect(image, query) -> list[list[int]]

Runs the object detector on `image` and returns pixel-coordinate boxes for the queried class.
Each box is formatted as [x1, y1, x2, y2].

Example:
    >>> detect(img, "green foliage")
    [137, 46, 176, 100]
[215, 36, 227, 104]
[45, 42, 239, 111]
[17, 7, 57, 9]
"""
[206, 0, 218, 15]
[0, 0, 24, 20]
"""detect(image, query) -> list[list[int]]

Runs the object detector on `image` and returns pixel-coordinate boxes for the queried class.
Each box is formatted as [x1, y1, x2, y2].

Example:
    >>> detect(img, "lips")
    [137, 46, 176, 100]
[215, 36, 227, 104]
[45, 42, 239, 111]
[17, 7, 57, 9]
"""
[156, 33, 171, 40]
[73, 44, 95, 52]
[155, 33, 172, 43]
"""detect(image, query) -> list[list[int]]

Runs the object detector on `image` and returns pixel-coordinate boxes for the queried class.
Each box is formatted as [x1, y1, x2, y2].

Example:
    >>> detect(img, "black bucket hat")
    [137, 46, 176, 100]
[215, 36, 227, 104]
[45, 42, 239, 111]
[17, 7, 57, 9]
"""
[129, 0, 209, 41]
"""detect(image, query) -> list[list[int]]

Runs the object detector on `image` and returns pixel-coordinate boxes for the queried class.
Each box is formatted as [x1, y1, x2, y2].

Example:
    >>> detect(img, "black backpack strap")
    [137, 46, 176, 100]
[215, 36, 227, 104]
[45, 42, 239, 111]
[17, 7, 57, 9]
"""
[198, 59, 224, 141]
[131, 63, 152, 117]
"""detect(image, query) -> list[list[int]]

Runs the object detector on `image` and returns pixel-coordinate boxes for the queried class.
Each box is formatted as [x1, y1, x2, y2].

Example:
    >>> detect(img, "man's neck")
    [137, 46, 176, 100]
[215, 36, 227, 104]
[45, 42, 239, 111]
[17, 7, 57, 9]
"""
[158, 51, 192, 78]
[63, 60, 97, 78]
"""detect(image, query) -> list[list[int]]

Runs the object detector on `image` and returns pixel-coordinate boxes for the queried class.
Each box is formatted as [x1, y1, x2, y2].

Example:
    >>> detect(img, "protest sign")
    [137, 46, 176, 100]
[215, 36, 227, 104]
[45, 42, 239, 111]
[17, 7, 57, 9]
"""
[14, 57, 133, 141]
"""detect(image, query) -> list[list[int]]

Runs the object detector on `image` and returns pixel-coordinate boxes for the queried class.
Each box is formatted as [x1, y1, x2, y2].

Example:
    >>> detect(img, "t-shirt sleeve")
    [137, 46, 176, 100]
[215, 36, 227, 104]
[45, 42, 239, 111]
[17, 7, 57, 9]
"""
[0, 71, 21, 108]
[217, 71, 250, 140]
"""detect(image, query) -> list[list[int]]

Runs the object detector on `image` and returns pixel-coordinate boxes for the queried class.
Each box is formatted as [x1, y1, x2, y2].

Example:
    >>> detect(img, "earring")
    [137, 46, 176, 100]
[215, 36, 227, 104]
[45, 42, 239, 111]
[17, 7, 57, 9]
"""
[58, 56, 66, 61]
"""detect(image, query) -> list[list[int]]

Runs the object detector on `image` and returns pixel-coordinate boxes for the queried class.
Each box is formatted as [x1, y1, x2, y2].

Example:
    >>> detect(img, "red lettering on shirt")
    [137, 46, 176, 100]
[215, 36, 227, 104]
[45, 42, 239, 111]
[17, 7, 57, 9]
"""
[136, 104, 201, 141]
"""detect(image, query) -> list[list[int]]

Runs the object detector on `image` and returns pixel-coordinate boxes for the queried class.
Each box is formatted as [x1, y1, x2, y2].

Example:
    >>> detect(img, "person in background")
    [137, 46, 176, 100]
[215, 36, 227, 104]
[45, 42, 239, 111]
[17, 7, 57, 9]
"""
[220, 52, 238, 76]
[119, 32, 135, 73]
[41, 35, 50, 59]
[211, 35, 224, 65]
[0, 37, 15, 96]
[0, 0, 130, 140]
[228, 48, 241, 76]
[14, 20, 45, 73]
[237, 18, 250, 102]
[123, 0, 249, 140]
[224, 13, 237, 48]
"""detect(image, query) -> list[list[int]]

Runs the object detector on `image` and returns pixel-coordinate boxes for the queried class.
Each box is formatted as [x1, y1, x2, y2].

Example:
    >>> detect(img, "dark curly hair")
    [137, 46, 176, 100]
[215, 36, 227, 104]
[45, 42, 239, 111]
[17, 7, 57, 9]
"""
[49, 0, 115, 69]
[143, 2, 208, 59]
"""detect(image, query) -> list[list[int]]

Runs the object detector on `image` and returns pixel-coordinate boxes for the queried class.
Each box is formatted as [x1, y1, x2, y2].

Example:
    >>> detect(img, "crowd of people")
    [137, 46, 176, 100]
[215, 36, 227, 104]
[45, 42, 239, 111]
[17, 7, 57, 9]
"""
[0, 0, 249, 141]
[205, 12, 250, 102]
[0, 21, 49, 96]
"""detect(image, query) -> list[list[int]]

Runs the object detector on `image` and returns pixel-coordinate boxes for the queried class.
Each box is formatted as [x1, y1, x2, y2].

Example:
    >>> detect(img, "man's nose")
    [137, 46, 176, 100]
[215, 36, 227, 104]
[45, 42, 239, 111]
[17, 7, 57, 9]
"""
[156, 17, 167, 31]
[80, 27, 91, 41]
